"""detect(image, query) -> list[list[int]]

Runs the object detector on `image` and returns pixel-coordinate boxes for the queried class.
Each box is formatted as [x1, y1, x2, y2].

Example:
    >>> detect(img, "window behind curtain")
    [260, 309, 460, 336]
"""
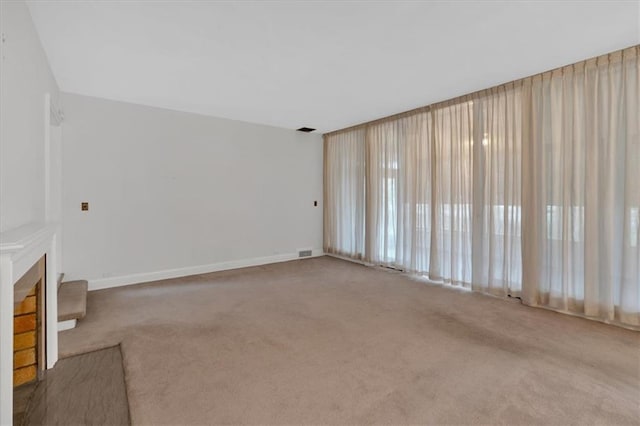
[323, 129, 366, 259]
[324, 46, 638, 328]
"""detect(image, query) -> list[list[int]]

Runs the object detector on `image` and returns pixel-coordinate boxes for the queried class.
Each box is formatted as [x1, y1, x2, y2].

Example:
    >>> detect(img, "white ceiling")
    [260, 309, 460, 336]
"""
[28, 1, 639, 133]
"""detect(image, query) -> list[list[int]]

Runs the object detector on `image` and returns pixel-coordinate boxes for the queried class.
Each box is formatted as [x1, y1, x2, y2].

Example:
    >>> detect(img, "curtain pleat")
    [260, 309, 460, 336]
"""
[473, 86, 523, 296]
[431, 101, 474, 286]
[324, 46, 639, 328]
[366, 121, 400, 265]
[403, 113, 433, 274]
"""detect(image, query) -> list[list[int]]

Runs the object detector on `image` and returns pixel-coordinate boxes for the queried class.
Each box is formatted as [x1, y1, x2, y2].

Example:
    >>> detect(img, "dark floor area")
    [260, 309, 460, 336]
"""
[13, 382, 37, 426]
[18, 346, 129, 426]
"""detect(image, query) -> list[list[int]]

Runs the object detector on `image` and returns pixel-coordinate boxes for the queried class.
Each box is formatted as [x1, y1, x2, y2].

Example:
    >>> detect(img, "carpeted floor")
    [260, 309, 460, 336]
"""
[59, 256, 640, 425]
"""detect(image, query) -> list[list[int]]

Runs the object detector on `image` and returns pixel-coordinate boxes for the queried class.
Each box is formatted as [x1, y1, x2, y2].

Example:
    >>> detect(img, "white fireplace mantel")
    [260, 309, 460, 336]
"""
[0, 222, 59, 425]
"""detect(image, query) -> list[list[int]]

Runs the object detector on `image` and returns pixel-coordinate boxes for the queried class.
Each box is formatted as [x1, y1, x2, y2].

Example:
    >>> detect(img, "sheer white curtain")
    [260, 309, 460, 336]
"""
[366, 121, 400, 265]
[522, 47, 640, 326]
[365, 112, 433, 273]
[473, 86, 523, 296]
[400, 113, 433, 274]
[324, 46, 639, 328]
[430, 101, 474, 286]
[326, 98, 524, 292]
[324, 129, 366, 259]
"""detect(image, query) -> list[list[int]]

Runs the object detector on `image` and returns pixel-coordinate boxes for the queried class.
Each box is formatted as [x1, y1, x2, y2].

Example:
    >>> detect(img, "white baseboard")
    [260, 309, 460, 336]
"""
[88, 249, 324, 291]
[325, 253, 374, 267]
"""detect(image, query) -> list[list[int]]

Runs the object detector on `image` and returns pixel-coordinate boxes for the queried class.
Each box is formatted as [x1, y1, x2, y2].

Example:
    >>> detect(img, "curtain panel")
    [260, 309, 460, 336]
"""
[323, 129, 366, 259]
[325, 87, 523, 295]
[522, 48, 639, 326]
[473, 86, 523, 296]
[324, 46, 639, 328]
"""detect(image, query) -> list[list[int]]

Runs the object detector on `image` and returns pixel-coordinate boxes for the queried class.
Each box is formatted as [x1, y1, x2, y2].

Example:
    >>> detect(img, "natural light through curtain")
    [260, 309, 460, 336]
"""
[324, 46, 639, 328]
[522, 48, 639, 326]
[323, 129, 366, 259]
[474, 86, 523, 296]
[365, 113, 434, 273]
[430, 100, 474, 286]
[325, 92, 523, 295]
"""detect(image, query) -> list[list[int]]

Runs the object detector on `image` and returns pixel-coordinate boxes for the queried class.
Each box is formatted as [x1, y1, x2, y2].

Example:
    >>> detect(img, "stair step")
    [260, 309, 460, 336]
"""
[57, 280, 88, 322]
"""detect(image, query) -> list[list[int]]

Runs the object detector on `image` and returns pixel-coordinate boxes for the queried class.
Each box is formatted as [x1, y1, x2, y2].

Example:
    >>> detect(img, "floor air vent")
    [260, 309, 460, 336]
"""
[298, 250, 313, 258]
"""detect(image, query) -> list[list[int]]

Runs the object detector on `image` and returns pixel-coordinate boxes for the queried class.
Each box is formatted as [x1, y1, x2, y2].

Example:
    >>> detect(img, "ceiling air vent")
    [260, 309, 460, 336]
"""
[296, 127, 316, 133]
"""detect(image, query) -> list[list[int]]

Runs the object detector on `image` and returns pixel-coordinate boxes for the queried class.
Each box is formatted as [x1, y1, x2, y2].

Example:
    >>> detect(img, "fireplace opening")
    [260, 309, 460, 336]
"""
[13, 256, 46, 423]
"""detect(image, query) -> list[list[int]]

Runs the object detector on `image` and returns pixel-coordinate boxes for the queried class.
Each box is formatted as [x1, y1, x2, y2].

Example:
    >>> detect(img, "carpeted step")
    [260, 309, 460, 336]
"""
[57, 280, 88, 322]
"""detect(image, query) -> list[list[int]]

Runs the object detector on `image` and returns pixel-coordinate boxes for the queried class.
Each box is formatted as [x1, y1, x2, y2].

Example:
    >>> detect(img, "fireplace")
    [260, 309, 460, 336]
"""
[0, 223, 59, 425]
[13, 256, 46, 388]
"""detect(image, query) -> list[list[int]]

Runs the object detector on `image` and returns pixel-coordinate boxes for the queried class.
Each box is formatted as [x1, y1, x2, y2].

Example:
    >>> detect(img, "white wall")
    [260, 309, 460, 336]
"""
[61, 93, 323, 286]
[0, 3, 62, 423]
[48, 125, 63, 273]
[0, 0, 60, 233]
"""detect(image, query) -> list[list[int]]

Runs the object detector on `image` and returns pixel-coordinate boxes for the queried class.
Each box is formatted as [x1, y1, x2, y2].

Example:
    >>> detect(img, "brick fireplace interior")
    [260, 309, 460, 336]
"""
[13, 256, 46, 418]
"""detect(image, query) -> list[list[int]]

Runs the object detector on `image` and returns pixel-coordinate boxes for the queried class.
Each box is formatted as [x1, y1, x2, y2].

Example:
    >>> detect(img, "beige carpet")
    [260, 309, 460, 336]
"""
[59, 256, 640, 425]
